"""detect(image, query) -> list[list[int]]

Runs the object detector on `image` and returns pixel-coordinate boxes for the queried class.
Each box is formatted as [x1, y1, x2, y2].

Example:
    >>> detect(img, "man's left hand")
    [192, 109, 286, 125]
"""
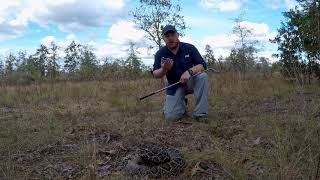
[180, 70, 191, 84]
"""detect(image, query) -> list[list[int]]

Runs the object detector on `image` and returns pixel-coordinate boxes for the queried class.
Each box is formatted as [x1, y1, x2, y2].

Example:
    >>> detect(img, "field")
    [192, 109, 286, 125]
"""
[0, 73, 320, 179]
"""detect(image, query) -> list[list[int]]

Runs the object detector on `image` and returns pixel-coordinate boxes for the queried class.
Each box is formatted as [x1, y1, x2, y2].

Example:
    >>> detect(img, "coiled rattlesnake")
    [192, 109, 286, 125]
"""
[125, 144, 185, 178]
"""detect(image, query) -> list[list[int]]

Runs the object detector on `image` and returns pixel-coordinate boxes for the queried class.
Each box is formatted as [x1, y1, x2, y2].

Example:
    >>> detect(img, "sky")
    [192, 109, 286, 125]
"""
[0, 0, 298, 66]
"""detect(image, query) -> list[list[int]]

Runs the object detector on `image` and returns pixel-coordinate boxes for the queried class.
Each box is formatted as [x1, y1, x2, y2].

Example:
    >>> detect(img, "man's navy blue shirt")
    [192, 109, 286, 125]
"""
[153, 42, 207, 96]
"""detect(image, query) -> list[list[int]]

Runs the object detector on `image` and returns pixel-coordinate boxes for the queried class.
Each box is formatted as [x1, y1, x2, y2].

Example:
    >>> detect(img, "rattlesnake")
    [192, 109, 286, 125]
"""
[124, 144, 185, 178]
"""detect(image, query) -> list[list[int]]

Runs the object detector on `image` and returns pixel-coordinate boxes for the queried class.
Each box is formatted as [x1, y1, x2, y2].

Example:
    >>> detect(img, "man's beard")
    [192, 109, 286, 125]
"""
[167, 41, 178, 49]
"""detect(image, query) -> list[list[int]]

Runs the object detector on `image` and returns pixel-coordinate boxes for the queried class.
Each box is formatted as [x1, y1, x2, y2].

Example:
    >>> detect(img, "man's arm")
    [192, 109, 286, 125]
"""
[180, 64, 204, 83]
[153, 67, 168, 78]
[152, 58, 173, 78]
[189, 64, 205, 74]
[180, 44, 206, 83]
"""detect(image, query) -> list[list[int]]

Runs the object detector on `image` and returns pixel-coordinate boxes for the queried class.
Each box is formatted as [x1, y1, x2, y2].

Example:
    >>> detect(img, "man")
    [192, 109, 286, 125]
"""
[152, 25, 208, 121]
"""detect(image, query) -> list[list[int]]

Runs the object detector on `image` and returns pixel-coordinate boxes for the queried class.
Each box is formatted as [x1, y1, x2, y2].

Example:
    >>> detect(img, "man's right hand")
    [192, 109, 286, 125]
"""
[152, 58, 173, 78]
[161, 58, 173, 71]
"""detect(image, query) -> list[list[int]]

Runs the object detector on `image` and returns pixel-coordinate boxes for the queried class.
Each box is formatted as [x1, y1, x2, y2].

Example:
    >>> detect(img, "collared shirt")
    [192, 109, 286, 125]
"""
[153, 42, 207, 95]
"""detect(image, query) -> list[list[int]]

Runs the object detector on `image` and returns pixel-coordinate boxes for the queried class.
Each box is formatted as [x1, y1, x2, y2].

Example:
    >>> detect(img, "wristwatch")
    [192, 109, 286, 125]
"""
[187, 68, 194, 76]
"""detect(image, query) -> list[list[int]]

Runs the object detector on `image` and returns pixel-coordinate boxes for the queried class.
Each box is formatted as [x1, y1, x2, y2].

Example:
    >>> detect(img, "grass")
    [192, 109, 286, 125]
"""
[0, 73, 320, 179]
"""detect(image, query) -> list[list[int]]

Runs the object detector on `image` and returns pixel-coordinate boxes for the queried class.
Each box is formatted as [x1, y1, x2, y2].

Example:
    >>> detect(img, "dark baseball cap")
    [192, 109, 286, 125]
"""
[162, 25, 177, 35]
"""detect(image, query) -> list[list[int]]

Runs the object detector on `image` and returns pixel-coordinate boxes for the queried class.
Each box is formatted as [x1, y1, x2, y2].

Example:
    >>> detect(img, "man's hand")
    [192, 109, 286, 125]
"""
[180, 70, 191, 84]
[161, 58, 173, 71]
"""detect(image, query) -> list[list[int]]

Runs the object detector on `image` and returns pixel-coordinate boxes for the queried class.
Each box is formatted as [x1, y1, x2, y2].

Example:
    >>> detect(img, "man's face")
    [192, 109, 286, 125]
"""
[163, 31, 179, 49]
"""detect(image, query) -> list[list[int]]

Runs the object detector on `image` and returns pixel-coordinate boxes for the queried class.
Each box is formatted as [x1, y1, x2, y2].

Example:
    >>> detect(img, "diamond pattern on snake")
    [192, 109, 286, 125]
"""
[125, 143, 186, 178]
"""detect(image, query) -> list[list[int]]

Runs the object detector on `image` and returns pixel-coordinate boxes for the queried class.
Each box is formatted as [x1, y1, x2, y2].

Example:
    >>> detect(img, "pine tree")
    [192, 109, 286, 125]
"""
[5, 53, 16, 75]
[126, 42, 143, 73]
[79, 45, 98, 79]
[34, 44, 49, 77]
[204, 45, 216, 69]
[64, 40, 80, 74]
[47, 42, 60, 79]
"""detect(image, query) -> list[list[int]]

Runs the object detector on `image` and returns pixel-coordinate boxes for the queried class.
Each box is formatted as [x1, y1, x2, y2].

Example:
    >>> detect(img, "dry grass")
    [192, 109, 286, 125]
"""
[0, 73, 320, 179]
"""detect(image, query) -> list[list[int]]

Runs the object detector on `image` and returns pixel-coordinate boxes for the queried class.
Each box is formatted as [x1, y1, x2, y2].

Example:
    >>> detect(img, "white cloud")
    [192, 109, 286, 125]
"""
[28, 0, 126, 32]
[104, 0, 125, 10]
[41, 34, 78, 47]
[97, 45, 155, 66]
[284, 0, 298, 10]
[38, 21, 156, 66]
[96, 42, 127, 59]
[99, 21, 145, 58]
[235, 21, 277, 42]
[66, 34, 77, 42]
[180, 36, 195, 44]
[201, 34, 238, 49]
[107, 20, 145, 45]
[258, 50, 279, 63]
[0, 1, 21, 21]
[180, 36, 232, 59]
[0, 0, 126, 41]
[200, 0, 243, 11]
[0, 21, 25, 41]
[39, 33, 80, 58]
[265, 0, 281, 9]
[0, 1, 27, 40]
[264, 0, 298, 10]
[197, 35, 234, 58]
[0, 48, 11, 57]
[211, 48, 231, 58]
[95, 20, 156, 65]
[219, 0, 242, 11]
[41, 36, 56, 46]
[240, 21, 269, 35]
[137, 47, 155, 66]
[197, 21, 278, 61]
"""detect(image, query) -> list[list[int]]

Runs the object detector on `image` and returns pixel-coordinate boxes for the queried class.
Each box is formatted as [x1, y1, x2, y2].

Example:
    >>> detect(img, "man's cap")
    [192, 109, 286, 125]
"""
[162, 25, 177, 35]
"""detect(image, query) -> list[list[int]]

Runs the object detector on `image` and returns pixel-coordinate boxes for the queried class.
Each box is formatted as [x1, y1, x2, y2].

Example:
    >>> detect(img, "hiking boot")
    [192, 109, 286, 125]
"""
[193, 116, 208, 123]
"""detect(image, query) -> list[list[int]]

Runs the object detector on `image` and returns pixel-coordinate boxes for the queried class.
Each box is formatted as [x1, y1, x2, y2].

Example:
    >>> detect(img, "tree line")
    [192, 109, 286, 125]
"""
[0, 38, 275, 86]
[0, 41, 148, 85]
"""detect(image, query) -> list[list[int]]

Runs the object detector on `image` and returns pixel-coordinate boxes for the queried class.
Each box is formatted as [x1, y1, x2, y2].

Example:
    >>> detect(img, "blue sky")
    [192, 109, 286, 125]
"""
[0, 0, 298, 66]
